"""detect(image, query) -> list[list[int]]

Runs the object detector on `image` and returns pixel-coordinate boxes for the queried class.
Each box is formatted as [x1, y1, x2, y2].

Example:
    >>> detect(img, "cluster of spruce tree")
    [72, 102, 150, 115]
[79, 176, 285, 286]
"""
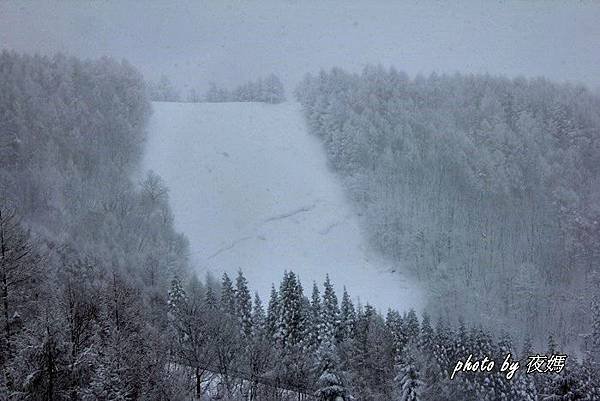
[204, 74, 285, 104]
[0, 51, 190, 399]
[169, 270, 600, 401]
[294, 66, 600, 351]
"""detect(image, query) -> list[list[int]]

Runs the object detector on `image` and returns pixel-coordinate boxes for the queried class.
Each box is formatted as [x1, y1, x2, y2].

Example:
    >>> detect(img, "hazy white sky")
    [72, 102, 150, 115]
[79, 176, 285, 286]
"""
[1, 1, 599, 93]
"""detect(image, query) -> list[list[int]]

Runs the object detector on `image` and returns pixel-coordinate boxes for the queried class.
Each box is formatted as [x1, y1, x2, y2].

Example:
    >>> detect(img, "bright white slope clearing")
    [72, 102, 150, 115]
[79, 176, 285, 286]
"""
[144, 101, 423, 312]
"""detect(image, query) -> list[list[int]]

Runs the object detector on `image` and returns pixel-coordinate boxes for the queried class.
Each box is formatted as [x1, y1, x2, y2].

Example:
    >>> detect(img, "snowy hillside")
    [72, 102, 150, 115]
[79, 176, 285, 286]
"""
[144, 101, 422, 311]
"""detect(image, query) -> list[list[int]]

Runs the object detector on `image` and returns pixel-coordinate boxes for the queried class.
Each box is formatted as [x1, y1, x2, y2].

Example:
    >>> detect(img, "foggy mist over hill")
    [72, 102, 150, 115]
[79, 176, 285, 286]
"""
[2, 1, 600, 93]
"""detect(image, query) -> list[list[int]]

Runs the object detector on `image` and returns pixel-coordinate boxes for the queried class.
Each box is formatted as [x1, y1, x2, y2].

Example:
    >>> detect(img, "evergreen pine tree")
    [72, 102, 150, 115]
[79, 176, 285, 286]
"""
[276, 271, 304, 348]
[419, 312, 434, 352]
[322, 274, 340, 344]
[315, 339, 348, 401]
[497, 331, 513, 359]
[480, 332, 513, 401]
[220, 273, 236, 315]
[453, 317, 468, 362]
[251, 292, 266, 336]
[235, 270, 253, 336]
[310, 282, 324, 350]
[404, 309, 420, 344]
[266, 284, 279, 340]
[471, 327, 494, 360]
[349, 303, 375, 383]
[394, 345, 423, 401]
[386, 309, 405, 357]
[339, 287, 356, 342]
[433, 317, 452, 375]
[205, 285, 217, 310]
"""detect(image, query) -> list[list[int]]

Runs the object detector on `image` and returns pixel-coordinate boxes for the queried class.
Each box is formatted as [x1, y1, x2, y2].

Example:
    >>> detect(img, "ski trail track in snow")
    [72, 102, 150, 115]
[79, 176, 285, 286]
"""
[144, 101, 423, 312]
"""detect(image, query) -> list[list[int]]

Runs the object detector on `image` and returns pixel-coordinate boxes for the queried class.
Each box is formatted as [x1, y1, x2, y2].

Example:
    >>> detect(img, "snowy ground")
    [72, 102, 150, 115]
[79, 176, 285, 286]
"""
[143, 101, 423, 312]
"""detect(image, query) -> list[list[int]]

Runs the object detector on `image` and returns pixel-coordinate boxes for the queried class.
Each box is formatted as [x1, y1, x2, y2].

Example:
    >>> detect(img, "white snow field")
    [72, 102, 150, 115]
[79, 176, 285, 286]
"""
[144, 101, 423, 312]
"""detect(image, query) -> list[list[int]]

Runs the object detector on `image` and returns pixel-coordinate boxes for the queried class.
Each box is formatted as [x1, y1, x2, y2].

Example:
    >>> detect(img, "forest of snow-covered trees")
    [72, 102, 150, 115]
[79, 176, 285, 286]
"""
[167, 269, 600, 401]
[147, 74, 286, 104]
[0, 51, 190, 399]
[1, 49, 600, 400]
[294, 66, 600, 353]
[203, 75, 286, 104]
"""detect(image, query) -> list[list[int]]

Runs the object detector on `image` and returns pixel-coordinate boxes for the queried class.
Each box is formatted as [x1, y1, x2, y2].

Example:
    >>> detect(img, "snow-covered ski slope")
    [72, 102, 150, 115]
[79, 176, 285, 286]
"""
[144, 101, 422, 312]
